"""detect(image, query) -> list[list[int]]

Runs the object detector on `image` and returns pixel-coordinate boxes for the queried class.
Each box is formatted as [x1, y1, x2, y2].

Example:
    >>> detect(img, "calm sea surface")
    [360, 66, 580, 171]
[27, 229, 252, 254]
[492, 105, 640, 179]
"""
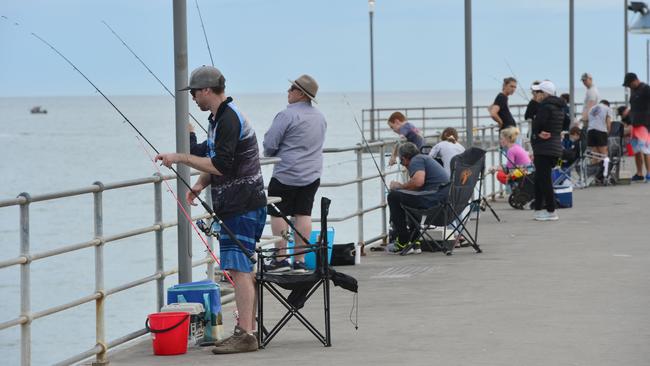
[0, 88, 624, 364]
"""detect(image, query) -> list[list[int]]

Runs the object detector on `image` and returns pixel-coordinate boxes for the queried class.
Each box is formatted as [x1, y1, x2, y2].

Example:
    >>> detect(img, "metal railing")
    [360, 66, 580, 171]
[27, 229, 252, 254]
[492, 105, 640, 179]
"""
[0, 127, 510, 365]
[361, 101, 627, 142]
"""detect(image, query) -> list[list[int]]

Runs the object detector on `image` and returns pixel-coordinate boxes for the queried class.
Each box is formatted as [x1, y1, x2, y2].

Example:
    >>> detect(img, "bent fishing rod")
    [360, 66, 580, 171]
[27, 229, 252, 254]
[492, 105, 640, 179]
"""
[343, 95, 390, 191]
[32, 32, 256, 264]
[101, 21, 208, 135]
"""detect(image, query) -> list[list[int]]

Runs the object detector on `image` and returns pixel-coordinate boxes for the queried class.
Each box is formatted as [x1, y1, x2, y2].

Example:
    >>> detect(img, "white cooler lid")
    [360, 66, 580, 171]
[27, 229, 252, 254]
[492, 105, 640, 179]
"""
[160, 302, 205, 314]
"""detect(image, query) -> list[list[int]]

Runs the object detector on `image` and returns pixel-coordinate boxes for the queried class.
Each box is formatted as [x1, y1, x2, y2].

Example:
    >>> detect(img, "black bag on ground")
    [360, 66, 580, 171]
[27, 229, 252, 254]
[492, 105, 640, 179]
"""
[331, 243, 355, 266]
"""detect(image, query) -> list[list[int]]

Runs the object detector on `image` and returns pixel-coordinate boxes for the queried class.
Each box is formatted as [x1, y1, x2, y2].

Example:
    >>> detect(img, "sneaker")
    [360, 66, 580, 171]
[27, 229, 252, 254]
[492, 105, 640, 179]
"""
[264, 259, 291, 273]
[386, 240, 421, 254]
[212, 325, 257, 354]
[631, 174, 645, 183]
[535, 210, 559, 221]
[646, 174, 650, 182]
[292, 260, 309, 273]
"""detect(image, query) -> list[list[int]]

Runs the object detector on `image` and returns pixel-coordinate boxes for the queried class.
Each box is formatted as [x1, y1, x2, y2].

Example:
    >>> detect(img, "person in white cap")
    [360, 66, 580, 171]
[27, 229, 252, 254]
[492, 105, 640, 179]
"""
[580, 73, 599, 126]
[155, 65, 267, 354]
[263, 75, 327, 272]
[530, 80, 564, 221]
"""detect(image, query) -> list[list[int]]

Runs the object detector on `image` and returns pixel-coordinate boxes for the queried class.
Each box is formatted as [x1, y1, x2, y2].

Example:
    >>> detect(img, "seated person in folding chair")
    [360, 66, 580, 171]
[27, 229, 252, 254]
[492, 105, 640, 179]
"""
[387, 142, 450, 253]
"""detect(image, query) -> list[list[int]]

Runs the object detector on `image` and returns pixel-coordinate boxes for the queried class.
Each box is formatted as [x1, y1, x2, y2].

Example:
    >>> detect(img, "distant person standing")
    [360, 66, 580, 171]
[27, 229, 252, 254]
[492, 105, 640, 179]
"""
[387, 111, 424, 166]
[263, 74, 327, 272]
[524, 81, 541, 121]
[530, 80, 564, 221]
[580, 73, 599, 127]
[560, 93, 571, 132]
[489, 77, 518, 131]
[622, 72, 650, 182]
[586, 100, 612, 161]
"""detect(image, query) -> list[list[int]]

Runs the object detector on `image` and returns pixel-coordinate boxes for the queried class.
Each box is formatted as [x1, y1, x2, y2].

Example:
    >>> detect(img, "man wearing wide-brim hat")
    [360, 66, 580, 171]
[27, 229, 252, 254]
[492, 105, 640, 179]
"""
[263, 74, 327, 272]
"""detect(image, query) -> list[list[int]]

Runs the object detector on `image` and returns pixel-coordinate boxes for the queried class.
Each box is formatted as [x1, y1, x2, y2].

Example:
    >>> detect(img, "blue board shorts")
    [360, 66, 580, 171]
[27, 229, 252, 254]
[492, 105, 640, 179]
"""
[212, 206, 267, 273]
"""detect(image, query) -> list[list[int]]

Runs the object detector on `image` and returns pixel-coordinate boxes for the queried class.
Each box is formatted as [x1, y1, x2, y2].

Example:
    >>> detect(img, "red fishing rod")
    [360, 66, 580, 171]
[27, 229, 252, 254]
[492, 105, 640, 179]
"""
[31, 32, 257, 265]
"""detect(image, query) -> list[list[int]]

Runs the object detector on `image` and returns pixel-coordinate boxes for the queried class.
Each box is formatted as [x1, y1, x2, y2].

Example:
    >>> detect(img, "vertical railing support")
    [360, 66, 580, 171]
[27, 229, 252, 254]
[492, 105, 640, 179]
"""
[153, 174, 165, 311]
[92, 182, 109, 365]
[18, 192, 31, 366]
[380, 143, 387, 245]
[355, 146, 364, 264]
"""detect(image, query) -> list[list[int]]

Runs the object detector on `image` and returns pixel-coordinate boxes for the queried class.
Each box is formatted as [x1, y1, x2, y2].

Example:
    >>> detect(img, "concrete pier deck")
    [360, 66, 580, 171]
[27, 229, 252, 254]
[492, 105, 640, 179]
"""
[104, 179, 650, 366]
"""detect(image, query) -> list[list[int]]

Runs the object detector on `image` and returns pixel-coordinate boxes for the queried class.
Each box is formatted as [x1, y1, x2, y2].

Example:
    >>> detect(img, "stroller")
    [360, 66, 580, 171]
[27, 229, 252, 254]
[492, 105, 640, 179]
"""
[496, 149, 536, 209]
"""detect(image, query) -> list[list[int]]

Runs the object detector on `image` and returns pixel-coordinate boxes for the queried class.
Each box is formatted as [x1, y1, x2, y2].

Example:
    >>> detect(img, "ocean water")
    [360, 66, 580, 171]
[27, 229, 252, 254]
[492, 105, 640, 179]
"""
[0, 87, 625, 364]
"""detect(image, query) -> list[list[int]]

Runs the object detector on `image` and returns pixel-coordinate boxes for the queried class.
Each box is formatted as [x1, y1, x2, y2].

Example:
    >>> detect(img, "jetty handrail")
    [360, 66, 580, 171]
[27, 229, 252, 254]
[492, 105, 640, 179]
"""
[0, 126, 511, 365]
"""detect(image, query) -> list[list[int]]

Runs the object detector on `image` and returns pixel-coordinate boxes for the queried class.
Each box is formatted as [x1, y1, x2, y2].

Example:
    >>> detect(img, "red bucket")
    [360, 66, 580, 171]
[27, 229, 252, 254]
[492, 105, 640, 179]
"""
[146, 312, 190, 355]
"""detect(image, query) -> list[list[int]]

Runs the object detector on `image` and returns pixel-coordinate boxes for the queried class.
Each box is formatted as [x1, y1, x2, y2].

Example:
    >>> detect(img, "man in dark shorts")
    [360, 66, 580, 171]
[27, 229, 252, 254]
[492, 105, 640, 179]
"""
[489, 77, 518, 131]
[586, 100, 612, 162]
[263, 74, 327, 272]
[155, 65, 267, 353]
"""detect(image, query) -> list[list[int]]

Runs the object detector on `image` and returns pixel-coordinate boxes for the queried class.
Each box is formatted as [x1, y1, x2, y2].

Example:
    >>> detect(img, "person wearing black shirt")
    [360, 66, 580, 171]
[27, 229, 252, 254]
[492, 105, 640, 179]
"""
[622, 72, 650, 181]
[524, 81, 541, 121]
[489, 77, 518, 130]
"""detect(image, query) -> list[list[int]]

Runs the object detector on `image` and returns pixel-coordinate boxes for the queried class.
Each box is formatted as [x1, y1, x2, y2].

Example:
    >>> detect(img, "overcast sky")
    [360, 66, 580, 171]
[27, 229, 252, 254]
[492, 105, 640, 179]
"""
[1, 0, 648, 97]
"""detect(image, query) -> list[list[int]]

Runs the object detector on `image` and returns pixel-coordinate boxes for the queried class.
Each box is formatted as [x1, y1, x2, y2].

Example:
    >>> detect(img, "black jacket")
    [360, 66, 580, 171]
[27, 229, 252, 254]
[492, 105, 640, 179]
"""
[531, 96, 565, 157]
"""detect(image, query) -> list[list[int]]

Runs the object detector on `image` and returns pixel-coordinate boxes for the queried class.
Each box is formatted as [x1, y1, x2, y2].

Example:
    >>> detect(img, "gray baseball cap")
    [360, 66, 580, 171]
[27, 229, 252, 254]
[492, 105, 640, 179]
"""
[179, 65, 225, 91]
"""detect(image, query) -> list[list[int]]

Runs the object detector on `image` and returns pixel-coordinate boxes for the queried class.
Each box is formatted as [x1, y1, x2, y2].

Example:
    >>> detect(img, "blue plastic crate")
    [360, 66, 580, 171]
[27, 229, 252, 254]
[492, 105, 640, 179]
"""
[288, 228, 334, 270]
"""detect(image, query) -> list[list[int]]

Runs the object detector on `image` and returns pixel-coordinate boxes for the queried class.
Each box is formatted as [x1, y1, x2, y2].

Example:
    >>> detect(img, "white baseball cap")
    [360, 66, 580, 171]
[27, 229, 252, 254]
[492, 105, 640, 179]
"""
[531, 80, 556, 96]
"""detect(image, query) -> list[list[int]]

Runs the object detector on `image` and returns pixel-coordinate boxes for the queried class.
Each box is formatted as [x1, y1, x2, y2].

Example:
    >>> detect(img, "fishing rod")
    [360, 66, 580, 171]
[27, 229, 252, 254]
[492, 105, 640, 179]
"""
[101, 20, 208, 135]
[194, 0, 214, 67]
[504, 59, 530, 102]
[343, 95, 390, 191]
[31, 32, 256, 264]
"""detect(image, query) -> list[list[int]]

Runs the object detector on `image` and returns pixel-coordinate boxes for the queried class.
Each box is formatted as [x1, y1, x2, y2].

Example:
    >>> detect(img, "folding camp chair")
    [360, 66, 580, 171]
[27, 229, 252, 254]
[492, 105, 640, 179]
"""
[256, 197, 358, 348]
[400, 148, 486, 255]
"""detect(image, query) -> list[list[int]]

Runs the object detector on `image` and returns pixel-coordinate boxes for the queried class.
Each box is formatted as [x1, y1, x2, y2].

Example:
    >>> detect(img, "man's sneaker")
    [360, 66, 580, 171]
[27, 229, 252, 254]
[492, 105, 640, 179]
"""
[631, 174, 645, 183]
[212, 325, 257, 354]
[386, 240, 421, 254]
[535, 210, 559, 221]
[292, 260, 309, 273]
[645, 174, 650, 182]
[264, 259, 291, 273]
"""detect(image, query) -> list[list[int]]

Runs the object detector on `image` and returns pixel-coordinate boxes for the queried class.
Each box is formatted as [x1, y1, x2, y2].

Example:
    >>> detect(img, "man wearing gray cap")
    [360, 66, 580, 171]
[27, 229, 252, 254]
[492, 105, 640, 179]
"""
[263, 75, 327, 272]
[580, 73, 599, 126]
[155, 65, 266, 353]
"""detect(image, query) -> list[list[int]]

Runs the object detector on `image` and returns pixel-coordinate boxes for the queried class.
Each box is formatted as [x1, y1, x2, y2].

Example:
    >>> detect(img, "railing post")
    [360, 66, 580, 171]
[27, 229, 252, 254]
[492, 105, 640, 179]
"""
[490, 129, 496, 198]
[380, 143, 387, 245]
[421, 107, 426, 137]
[355, 146, 363, 264]
[92, 182, 108, 365]
[153, 174, 165, 311]
[18, 193, 31, 366]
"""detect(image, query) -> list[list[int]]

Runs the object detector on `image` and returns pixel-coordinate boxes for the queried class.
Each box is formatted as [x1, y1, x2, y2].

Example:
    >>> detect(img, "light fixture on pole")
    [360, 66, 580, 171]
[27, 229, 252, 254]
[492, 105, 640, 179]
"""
[629, 1, 650, 33]
[368, 0, 376, 141]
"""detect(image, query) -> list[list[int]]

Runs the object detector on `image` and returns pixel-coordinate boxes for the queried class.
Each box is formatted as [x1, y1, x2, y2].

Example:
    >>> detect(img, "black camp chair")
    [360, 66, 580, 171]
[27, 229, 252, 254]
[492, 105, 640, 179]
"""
[256, 197, 358, 348]
[400, 148, 486, 255]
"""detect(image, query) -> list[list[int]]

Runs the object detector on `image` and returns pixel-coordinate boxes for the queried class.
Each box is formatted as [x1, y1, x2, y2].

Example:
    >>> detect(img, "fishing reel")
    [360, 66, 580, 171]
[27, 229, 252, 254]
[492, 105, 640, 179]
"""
[196, 219, 219, 238]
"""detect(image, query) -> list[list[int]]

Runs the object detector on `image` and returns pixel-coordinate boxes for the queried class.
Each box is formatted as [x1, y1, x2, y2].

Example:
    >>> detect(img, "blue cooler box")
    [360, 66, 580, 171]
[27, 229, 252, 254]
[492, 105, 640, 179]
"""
[167, 280, 220, 341]
[288, 228, 334, 270]
[554, 183, 573, 208]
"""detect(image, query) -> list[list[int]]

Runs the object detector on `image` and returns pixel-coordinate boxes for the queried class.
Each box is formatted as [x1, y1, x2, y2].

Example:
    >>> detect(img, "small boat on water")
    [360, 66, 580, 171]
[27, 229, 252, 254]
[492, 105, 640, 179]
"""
[30, 106, 47, 114]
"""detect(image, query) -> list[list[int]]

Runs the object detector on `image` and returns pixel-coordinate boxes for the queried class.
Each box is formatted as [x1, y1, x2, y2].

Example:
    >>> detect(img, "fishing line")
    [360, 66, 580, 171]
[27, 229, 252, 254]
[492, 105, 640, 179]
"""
[102, 20, 208, 134]
[195, 0, 214, 67]
[504, 59, 530, 102]
[342, 95, 390, 191]
[135, 136, 236, 287]
[31, 31, 257, 264]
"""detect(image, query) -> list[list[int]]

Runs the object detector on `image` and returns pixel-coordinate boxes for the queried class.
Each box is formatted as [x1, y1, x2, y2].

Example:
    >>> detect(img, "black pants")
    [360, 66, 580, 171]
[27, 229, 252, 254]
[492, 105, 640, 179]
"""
[533, 154, 556, 212]
[387, 188, 448, 243]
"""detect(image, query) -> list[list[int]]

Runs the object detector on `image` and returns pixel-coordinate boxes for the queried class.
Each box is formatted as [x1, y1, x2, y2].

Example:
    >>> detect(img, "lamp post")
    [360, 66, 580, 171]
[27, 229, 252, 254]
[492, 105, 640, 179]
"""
[464, 0, 473, 147]
[569, 0, 575, 123]
[368, 0, 376, 141]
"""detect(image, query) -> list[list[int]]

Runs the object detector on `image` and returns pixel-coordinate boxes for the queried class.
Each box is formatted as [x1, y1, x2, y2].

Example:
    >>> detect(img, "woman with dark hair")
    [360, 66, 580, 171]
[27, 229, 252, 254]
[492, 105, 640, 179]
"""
[530, 80, 564, 221]
[428, 127, 465, 175]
